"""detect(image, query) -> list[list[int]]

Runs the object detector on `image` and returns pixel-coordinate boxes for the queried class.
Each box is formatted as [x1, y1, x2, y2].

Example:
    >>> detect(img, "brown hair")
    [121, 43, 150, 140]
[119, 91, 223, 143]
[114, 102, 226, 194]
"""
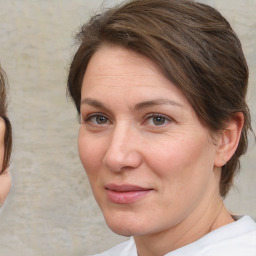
[67, 0, 253, 197]
[0, 64, 12, 174]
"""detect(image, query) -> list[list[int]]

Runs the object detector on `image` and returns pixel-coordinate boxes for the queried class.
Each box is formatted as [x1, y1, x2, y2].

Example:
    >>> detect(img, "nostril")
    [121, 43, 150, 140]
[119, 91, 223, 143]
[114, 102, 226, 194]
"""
[103, 149, 143, 172]
[102, 150, 125, 172]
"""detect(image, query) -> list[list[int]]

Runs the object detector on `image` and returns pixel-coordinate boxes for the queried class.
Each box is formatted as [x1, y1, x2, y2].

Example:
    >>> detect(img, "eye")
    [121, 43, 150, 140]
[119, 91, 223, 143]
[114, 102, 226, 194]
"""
[151, 116, 167, 126]
[81, 113, 110, 125]
[144, 113, 171, 126]
[92, 115, 108, 125]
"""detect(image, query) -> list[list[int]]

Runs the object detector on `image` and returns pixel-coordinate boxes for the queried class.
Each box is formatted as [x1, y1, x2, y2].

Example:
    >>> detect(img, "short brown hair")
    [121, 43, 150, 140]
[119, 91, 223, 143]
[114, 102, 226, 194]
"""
[0, 65, 12, 174]
[67, 0, 253, 197]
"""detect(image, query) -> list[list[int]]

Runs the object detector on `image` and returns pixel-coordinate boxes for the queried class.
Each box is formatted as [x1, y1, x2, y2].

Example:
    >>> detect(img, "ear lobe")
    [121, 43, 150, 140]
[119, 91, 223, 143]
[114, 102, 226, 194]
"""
[214, 112, 244, 167]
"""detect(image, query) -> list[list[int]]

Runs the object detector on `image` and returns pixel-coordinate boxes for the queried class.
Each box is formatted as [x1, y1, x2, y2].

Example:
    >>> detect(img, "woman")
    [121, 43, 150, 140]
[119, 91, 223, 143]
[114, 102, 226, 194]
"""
[0, 65, 12, 207]
[67, 0, 256, 255]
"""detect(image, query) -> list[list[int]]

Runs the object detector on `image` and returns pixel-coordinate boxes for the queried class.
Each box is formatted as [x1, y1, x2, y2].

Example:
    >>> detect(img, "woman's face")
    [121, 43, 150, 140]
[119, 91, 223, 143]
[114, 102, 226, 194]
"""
[0, 117, 11, 206]
[79, 45, 221, 236]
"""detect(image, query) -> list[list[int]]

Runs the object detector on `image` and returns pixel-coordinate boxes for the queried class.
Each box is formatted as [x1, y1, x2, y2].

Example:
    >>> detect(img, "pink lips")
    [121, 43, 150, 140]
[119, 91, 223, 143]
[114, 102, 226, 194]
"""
[105, 184, 153, 204]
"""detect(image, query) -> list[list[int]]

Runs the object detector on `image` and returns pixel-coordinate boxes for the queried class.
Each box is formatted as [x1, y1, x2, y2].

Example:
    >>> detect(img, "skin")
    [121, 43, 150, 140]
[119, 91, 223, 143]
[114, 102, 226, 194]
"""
[0, 117, 11, 206]
[78, 44, 243, 256]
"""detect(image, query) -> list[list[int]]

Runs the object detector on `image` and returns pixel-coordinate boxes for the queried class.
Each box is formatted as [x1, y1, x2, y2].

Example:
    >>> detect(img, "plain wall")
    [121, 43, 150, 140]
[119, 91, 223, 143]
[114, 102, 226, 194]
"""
[0, 0, 255, 255]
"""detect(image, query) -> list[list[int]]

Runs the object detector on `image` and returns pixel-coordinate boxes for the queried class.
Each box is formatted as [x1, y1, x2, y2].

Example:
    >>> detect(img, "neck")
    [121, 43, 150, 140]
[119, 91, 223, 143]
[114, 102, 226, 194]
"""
[134, 195, 234, 256]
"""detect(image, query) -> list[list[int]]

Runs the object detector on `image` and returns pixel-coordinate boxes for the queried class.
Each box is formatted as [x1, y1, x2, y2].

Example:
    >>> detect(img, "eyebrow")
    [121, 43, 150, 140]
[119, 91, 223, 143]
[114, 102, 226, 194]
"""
[80, 97, 183, 111]
[134, 99, 183, 111]
[81, 98, 108, 110]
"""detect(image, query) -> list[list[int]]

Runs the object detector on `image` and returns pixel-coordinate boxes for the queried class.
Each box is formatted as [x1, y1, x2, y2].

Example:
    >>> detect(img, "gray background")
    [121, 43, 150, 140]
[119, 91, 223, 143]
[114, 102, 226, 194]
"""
[0, 0, 255, 255]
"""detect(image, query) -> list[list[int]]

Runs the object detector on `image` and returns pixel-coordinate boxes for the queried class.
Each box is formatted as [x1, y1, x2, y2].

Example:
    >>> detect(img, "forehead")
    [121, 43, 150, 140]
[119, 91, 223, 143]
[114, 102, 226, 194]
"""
[85, 44, 163, 79]
[82, 44, 189, 105]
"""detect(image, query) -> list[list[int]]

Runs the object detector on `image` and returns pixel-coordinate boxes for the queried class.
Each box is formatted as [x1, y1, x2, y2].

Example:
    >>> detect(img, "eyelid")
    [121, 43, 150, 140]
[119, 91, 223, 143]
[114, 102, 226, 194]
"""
[143, 113, 173, 126]
[144, 113, 172, 120]
[80, 112, 111, 124]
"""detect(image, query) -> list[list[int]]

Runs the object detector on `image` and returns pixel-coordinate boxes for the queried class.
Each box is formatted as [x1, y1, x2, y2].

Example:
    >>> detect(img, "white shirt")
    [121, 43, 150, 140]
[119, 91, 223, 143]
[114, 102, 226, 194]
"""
[89, 215, 256, 256]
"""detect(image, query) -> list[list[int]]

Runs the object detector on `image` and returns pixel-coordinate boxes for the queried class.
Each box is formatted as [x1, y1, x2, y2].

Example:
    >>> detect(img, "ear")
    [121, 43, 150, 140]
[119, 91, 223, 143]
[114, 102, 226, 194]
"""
[214, 112, 244, 167]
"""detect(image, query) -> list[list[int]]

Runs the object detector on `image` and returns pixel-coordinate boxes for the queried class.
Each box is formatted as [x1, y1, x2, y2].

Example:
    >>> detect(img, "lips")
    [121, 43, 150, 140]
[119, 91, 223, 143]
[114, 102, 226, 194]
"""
[105, 184, 153, 204]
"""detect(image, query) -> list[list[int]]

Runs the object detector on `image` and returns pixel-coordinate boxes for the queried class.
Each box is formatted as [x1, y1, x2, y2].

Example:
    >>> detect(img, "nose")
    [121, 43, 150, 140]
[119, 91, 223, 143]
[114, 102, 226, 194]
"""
[102, 124, 143, 172]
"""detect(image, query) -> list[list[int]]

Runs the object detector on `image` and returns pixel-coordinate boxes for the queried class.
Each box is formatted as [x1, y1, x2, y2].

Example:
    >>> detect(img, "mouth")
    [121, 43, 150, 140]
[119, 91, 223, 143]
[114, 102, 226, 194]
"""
[105, 184, 153, 204]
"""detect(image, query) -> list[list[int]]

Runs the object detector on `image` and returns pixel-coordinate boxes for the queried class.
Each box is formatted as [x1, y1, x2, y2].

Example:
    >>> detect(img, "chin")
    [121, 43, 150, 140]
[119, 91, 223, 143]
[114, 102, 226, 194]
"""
[108, 224, 135, 237]
[103, 210, 148, 237]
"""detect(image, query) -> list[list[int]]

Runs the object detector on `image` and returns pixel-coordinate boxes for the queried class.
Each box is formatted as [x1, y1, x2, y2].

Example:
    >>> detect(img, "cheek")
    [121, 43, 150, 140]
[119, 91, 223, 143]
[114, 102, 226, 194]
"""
[147, 134, 216, 189]
[0, 121, 5, 171]
[0, 170, 12, 201]
[78, 130, 106, 182]
[0, 144, 4, 171]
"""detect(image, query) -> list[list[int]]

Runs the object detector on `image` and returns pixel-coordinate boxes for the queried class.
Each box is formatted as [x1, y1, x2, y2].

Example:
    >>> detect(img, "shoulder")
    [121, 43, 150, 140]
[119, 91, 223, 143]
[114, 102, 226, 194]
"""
[88, 237, 137, 256]
[167, 216, 256, 256]
[199, 215, 256, 255]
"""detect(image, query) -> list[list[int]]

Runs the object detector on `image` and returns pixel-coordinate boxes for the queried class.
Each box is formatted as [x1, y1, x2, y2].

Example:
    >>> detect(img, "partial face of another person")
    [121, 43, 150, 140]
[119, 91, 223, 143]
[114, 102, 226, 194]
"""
[0, 117, 11, 206]
[78, 44, 223, 236]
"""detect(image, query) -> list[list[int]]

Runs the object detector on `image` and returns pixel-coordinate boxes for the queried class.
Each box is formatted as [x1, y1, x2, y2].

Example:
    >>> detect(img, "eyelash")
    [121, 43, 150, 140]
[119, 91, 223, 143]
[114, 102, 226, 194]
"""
[81, 113, 111, 125]
[143, 113, 172, 126]
[81, 113, 172, 127]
